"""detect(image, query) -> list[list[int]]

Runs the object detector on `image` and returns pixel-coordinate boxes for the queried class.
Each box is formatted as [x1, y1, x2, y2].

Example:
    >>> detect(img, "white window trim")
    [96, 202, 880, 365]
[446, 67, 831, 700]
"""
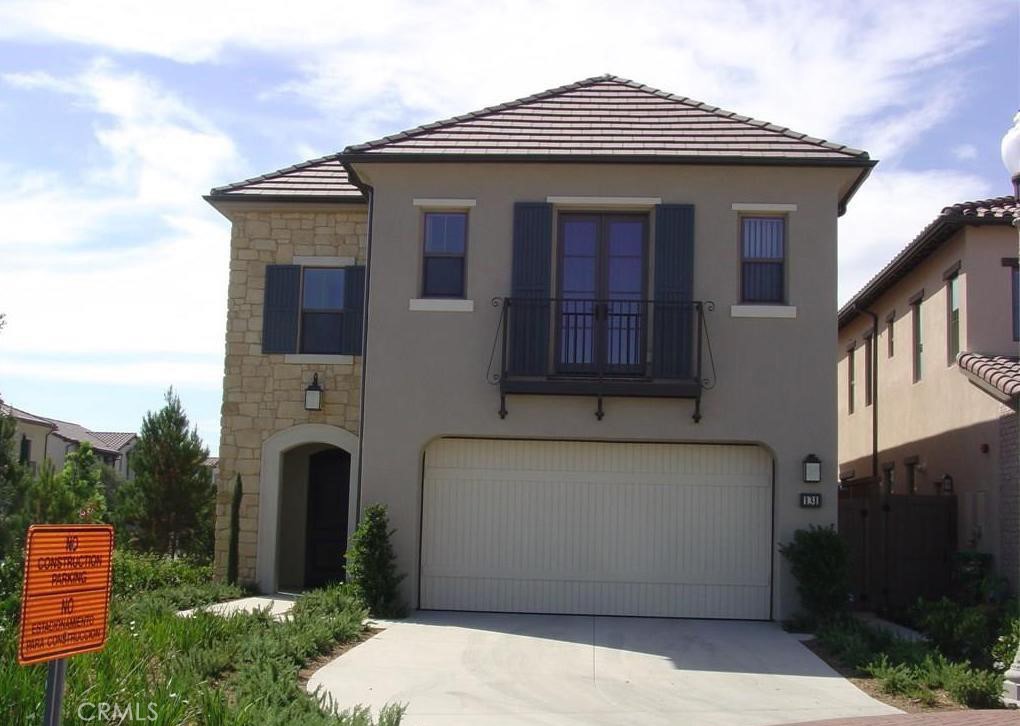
[292, 256, 356, 267]
[413, 198, 476, 208]
[284, 354, 354, 365]
[730, 305, 798, 319]
[731, 203, 798, 212]
[409, 298, 475, 313]
[546, 196, 661, 207]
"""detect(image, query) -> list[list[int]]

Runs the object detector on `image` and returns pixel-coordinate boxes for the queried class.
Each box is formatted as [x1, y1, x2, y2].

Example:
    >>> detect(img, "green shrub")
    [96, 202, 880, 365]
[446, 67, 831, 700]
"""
[227, 474, 242, 585]
[345, 505, 406, 618]
[913, 596, 1006, 669]
[779, 525, 849, 621]
[942, 665, 1003, 708]
[993, 610, 1020, 672]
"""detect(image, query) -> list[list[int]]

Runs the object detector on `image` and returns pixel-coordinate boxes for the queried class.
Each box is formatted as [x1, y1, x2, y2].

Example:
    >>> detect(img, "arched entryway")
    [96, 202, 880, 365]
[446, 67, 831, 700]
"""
[258, 424, 359, 594]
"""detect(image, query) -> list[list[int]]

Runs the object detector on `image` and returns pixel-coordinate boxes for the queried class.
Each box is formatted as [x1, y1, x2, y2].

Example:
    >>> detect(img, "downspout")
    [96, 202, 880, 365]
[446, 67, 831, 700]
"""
[341, 158, 374, 528]
[854, 304, 882, 610]
[854, 305, 880, 481]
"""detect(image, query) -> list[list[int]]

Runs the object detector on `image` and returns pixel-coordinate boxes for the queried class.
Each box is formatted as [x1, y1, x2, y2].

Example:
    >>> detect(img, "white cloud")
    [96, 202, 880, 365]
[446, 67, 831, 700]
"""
[0, 61, 236, 363]
[0, 0, 1007, 155]
[953, 143, 979, 160]
[838, 168, 993, 304]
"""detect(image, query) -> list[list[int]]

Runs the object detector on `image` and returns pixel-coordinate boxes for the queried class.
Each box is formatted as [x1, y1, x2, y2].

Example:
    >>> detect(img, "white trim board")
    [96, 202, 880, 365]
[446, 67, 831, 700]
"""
[412, 198, 476, 208]
[731, 203, 798, 212]
[409, 298, 475, 313]
[284, 354, 355, 364]
[292, 256, 356, 267]
[547, 196, 661, 206]
[730, 305, 798, 319]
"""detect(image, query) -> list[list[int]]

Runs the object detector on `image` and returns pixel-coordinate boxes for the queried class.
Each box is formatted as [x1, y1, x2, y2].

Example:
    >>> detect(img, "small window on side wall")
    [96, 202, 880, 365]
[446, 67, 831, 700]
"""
[740, 216, 785, 304]
[422, 212, 467, 298]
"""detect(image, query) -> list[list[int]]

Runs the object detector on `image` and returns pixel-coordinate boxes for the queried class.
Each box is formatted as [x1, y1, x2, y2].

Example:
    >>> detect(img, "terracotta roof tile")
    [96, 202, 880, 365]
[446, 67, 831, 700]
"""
[209, 156, 364, 202]
[839, 196, 1017, 327]
[958, 353, 1020, 399]
[93, 432, 137, 451]
[344, 76, 870, 162]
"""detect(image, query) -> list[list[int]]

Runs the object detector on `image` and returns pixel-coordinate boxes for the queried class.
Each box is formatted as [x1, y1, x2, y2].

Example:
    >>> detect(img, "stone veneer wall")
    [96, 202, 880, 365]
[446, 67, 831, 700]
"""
[1000, 404, 1019, 592]
[214, 205, 368, 584]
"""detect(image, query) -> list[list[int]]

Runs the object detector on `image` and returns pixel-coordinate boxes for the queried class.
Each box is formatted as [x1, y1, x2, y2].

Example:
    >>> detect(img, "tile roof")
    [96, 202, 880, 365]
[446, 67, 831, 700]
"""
[839, 196, 1018, 327]
[958, 353, 1020, 399]
[93, 432, 137, 451]
[208, 156, 365, 202]
[344, 75, 871, 163]
[1, 404, 57, 429]
[47, 418, 123, 454]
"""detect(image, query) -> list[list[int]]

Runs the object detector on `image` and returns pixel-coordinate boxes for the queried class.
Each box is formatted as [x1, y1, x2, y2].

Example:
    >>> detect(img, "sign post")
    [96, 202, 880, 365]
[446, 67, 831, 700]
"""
[17, 524, 115, 724]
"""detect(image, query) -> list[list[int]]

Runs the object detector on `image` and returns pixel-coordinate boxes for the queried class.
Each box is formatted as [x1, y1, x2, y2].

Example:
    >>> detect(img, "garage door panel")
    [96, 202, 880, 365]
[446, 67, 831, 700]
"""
[422, 439, 772, 619]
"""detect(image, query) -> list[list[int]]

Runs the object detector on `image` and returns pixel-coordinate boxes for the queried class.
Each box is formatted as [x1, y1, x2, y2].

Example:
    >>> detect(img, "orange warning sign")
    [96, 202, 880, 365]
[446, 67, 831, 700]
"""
[18, 524, 114, 665]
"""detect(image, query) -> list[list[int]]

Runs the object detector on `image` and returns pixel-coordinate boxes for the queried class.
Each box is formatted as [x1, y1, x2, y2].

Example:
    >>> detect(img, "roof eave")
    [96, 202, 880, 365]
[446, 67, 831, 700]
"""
[339, 151, 874, 167]
[838, 214, 1015, 327]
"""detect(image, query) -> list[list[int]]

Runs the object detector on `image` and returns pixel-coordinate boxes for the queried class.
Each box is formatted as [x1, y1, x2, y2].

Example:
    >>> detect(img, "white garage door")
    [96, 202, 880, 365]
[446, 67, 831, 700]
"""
[421, 439, 773, 619]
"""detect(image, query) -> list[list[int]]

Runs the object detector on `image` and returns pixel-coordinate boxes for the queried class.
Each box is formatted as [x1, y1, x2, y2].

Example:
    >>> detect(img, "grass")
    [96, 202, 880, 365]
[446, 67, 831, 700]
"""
[0, 550, 405, 725]
[815, 616, 1003, 709]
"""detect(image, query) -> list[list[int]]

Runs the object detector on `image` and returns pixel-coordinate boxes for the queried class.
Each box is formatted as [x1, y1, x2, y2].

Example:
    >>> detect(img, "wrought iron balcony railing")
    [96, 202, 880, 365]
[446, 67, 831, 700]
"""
[490, 297, 714, 421]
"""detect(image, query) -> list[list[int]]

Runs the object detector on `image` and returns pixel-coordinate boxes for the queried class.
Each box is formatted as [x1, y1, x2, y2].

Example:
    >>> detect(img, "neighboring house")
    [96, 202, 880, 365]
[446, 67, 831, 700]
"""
[1, 404, 137, 479]
[837, 196, 1019, 590]
[208, 75, 875, 620]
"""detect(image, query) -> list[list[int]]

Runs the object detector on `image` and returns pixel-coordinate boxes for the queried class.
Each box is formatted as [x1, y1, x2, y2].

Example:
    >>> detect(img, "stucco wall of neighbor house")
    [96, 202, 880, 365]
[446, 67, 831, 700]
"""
[351, 161, 857, 620]
[214, 204, 368, 585]
[838, 224, 1017, 567]
[964, 225, 1019, 354]
[11, 419, 53, 475]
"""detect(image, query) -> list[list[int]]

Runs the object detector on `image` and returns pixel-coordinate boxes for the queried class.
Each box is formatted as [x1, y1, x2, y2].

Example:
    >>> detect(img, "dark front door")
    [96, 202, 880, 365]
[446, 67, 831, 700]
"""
[557, 213, 646, 375]
[304, 448, 351, 588]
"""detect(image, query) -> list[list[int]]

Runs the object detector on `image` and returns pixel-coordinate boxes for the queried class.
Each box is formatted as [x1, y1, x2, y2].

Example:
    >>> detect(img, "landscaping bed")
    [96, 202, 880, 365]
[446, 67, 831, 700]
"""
[0, 551, 404, 725]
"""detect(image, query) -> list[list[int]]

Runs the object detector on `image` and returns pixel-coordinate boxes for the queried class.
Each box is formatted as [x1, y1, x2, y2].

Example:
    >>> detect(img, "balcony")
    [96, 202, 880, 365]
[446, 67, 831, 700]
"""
[491, 297, 714, 421]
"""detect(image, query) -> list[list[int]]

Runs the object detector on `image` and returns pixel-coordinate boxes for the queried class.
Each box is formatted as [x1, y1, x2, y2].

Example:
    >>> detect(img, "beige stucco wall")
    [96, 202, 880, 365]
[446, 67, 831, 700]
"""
[353, 161, 859, 620]
[11, 418, 53, 475]
[838, 224, 1018, 569]
[213, 204, 368, 584]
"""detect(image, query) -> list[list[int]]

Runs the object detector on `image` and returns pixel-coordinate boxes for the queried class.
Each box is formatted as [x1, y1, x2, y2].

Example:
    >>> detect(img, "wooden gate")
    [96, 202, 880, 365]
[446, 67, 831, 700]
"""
[839, 485, 957, 614]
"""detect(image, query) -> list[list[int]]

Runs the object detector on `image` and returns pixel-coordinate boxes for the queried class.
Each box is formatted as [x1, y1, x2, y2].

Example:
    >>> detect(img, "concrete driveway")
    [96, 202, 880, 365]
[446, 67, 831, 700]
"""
[308, 611, 900, 726]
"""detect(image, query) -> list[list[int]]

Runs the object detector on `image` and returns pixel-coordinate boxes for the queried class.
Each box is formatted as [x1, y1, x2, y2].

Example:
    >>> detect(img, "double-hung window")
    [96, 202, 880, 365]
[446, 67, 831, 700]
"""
[911, 294, 923, 382]
[422, 212, 468, 298]
[946, 271, 960, 364]
[847, 345, 856, 415]
[1012, 265, 1019, 342]
[301, 268, 346, 354]
[864, 332, 873, 407]
[740, 217, 785, 304]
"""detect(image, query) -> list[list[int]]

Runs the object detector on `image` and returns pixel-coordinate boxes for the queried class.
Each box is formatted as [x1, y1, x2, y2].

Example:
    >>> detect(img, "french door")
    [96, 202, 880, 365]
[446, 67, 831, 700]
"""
[557, 213, 647, 375]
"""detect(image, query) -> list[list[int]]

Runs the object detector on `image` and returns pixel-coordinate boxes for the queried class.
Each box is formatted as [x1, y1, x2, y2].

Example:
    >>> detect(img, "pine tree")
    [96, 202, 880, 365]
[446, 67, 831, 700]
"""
[0, 403, 29, 557]
[114, 388, 213, 557]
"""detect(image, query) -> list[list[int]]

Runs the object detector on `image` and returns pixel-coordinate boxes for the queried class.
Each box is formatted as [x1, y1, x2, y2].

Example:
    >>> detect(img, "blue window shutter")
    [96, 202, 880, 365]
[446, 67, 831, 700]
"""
[340, 266, 366, 355]
[652, 204, 695, 378]
[262, 265, 301, 354]
[509, 203, 553, 376]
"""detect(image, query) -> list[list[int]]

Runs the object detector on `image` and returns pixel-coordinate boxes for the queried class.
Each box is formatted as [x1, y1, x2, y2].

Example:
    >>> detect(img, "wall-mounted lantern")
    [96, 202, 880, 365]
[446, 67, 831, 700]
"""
[803, 454, 821, 483]
[304, 373, 323, 411]
[941, 473, 954, 496]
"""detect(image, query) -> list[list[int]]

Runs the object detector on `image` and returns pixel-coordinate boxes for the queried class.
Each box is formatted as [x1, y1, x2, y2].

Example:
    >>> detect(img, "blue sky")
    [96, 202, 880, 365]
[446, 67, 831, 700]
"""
[0, 0, 1016, 453]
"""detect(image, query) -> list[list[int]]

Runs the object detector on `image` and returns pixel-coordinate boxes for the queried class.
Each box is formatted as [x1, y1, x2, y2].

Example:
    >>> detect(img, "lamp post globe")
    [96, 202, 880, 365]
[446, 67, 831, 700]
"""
[1002, 111, 1020, 197]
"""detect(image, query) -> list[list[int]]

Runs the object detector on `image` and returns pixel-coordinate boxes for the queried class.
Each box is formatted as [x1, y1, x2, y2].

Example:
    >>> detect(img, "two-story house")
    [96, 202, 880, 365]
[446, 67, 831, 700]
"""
[838, 196, 1019, 590]
[1, 403, 138, 478]
[208, 75, 874, 620]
